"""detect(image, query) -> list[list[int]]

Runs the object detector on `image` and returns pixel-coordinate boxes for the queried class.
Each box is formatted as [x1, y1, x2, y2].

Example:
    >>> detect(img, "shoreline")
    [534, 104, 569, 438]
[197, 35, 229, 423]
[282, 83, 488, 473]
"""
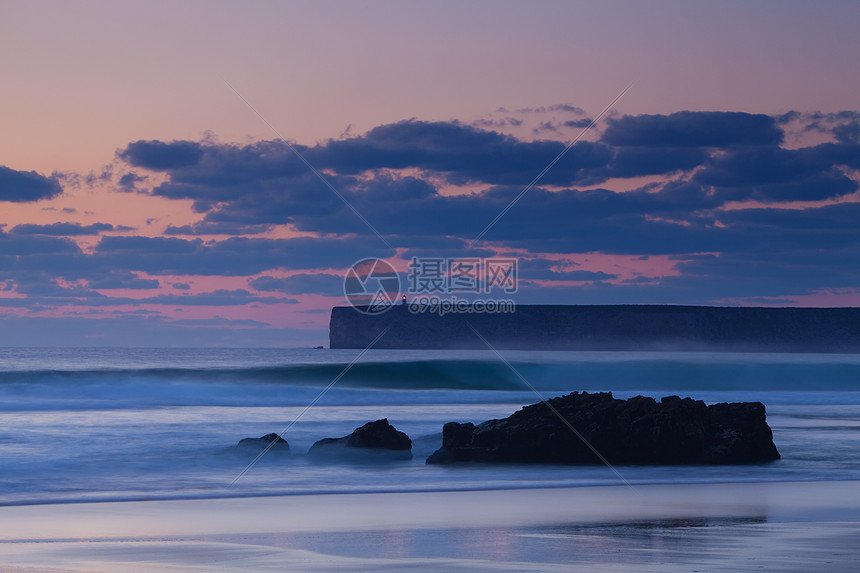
[0, 474, 853, 510]
[2, 479, 859, 538]
[0, 481, 858, 571]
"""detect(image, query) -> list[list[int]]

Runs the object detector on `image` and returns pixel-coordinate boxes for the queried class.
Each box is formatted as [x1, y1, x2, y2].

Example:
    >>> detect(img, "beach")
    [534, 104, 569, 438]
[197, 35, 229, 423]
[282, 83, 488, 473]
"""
[0, 481, 858, 572]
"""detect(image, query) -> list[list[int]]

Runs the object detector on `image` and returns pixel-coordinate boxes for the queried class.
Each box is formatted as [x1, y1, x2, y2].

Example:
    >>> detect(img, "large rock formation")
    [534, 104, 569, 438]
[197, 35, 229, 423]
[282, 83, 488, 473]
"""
[309, 419, 412, 461]
[237, 433, 290, 451]
[426, 392, 780, 465]
[330, 304, 860, 352]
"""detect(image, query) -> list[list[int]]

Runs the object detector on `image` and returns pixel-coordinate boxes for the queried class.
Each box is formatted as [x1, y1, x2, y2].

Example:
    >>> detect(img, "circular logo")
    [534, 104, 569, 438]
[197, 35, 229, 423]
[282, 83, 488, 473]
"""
[344, 258, 400, 314]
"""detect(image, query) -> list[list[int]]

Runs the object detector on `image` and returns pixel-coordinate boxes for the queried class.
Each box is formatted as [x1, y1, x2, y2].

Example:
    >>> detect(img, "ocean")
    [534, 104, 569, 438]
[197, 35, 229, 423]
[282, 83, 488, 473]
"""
[1, 347, 859, 507]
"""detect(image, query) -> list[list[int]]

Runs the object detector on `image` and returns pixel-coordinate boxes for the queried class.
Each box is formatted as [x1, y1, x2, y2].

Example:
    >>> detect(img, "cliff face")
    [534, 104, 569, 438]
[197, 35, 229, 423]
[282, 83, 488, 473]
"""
[329, 305, 860, 352]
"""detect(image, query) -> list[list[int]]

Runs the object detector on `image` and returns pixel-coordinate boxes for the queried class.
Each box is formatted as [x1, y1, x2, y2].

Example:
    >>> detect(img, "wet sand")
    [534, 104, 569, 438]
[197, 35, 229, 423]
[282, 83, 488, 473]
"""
[0, 481, 858, 572]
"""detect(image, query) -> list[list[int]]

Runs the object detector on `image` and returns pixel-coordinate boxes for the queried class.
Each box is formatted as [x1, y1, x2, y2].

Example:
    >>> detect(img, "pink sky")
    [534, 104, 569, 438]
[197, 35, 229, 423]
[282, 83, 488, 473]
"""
[4, 1, 858, 174]
[1, 0, 859, 346]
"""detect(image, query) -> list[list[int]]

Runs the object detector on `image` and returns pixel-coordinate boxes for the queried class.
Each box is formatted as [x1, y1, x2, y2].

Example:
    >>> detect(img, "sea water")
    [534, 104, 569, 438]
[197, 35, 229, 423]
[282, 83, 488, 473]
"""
[0, 347, 858, 506]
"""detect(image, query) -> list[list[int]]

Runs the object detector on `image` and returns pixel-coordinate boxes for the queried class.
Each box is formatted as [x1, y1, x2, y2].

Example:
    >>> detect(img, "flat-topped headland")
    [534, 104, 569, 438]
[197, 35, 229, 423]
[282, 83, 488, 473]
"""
[330, 304, 860, 352]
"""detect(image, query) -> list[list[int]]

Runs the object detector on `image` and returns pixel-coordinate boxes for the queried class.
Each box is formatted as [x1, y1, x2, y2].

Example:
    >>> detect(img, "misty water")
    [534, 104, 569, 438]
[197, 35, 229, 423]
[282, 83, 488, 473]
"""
[0, 347, 858, 506]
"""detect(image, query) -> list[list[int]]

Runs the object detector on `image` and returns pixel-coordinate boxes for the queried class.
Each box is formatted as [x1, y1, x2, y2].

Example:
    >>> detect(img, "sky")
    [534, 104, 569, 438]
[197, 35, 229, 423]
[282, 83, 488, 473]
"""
[1, 0, 860, 346]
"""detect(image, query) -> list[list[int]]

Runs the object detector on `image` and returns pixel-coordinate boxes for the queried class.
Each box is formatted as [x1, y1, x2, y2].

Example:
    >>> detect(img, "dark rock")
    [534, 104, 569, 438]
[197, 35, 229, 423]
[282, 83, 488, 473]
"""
[426, 392, 780, 465]
[309, 419, 412, 460]
[237, 433, 290, 451]
[424, 422, 476, 463]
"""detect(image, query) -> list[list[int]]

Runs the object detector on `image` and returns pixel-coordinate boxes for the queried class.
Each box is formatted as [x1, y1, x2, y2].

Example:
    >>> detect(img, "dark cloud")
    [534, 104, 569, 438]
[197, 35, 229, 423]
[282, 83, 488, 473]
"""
[602, 111, 783, 147]
[400, 242, 497, 261]
[518, 258, 617, 282]
[0, 166, 63, 202]
[168, 317, 272, 327]
[137, 289, 294, 306]
[310, 120, 612, 186]
[525, 270, 617, 282]
[10, 222, 121, 236]
[776, 110, 802, 124]
[534, 121, 558, 133]
[620, 276, 661, 285]
[598, 147, 710, 178]
[0, 231, 390, 283]
[834, 122, 860, 144]
[116, 122, 724, 237]
[515, 104, 585, 114]
[163, 225, 197, 235]
[117, 172, 148, 192]
[121, 115, 830, 242]
[87, 271, 160, 290]
[250, 273, 343, 296]
[163, 222, 274, 236]
[4, 108, 851, 320]
[471, 117, 523, 128]
[0, 231, 80, 255]
[12, 274, 97, 298]
[510, 244, 860, 306]
[711, 171, 857, 203]
[119, 140, 204, 170]
[693, 142, 860, 201]
[292, 182, 728, 248]
[131, 152, 857, 258]
[92, 235, 393, 276]
[97, 235, 202, 255]
[84, 166, 113, 187]
[111, 115, 809, 239]
[0, 276, 296, 307]
[717, 202, 860, 236]
[781, 111, 860, 140]
[564, 118, 595, 128]
[0, 230, 392, 315]
[352, 173, 436, 202]
[695, 146, 815, 187]
[124, 139, 307, 193]
[548, 104, 586, 114]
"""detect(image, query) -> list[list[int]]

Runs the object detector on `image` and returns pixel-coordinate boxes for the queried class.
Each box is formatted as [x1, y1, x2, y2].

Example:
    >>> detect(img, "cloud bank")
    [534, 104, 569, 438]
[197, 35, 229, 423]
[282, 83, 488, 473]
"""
[0, 167, 63, 202]
[3, 109, 860, 344]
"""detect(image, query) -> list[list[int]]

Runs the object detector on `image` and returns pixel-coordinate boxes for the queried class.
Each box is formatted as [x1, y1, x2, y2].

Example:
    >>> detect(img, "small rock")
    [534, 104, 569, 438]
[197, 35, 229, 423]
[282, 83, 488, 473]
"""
[237, 433, 290, 451]
[309, 419, 412, 461]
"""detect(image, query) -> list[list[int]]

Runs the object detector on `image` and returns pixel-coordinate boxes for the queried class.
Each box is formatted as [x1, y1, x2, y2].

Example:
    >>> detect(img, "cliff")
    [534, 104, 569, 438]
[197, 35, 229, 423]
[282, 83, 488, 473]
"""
[329, 304, 860, 352]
